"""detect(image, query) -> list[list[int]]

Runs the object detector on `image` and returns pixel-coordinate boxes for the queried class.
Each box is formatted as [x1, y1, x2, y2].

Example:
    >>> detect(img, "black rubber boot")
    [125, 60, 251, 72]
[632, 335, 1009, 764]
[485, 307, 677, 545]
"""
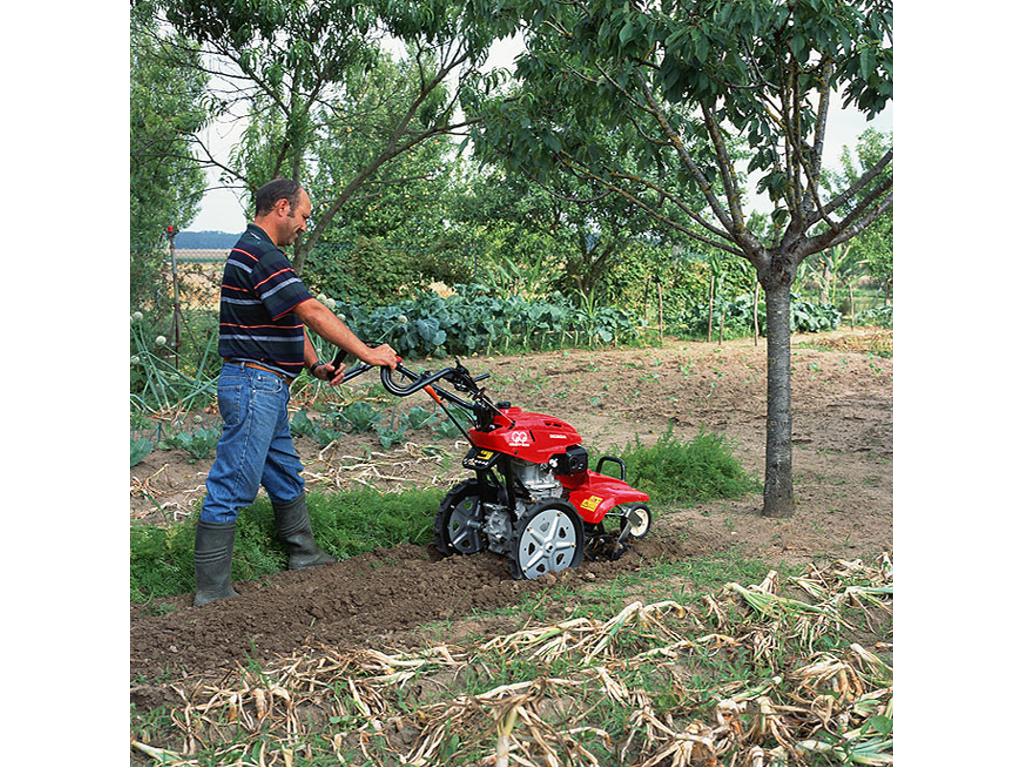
[193, 520, 240, 607]
[273, 493, 336, 570]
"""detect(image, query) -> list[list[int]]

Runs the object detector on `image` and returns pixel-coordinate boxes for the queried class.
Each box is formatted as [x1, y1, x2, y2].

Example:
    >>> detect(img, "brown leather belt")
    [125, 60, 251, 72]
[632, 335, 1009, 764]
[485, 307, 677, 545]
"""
[225, 359, 295, 383]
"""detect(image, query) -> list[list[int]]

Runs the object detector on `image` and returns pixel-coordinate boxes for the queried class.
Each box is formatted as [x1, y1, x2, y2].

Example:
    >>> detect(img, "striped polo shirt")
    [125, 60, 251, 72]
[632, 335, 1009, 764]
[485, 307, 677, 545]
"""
[217, 224, 312, 377]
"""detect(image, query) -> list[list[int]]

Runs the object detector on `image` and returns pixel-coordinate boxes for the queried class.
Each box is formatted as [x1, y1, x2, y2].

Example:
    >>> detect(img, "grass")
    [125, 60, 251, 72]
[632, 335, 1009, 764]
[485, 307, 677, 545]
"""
[605, 426, 759, 506]
[467, 547, 794, 630]
[130, 487, 443, 604]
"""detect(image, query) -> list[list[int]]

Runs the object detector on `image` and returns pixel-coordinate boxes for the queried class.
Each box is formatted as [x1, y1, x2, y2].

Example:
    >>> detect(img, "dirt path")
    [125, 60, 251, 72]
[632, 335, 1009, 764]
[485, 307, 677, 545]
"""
[130, 330, 892, 700]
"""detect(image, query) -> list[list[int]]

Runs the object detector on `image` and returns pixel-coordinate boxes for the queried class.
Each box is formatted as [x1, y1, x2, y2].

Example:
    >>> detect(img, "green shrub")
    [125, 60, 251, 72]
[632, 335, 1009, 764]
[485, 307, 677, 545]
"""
[791, 296, 842, 332]
[305, 238, 432, 308]
[375, 423, 408, 449]
[432, 411, 470, 439]
[609, 427, 758, 506]
[130, 487, 445, 603]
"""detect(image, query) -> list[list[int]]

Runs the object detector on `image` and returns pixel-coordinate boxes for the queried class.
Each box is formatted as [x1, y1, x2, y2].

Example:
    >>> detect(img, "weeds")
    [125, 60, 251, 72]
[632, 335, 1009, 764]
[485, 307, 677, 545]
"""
[608, 427, 758, 506]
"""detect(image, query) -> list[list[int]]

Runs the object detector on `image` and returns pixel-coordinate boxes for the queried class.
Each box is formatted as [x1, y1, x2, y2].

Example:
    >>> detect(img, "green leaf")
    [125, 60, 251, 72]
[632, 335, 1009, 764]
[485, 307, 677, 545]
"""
[792, 33, 806, 60]
[619, 22, 634, 45]
[694, 32, 709, 64]
[859, 49, 874, 80]
[867, 715, 893, 736]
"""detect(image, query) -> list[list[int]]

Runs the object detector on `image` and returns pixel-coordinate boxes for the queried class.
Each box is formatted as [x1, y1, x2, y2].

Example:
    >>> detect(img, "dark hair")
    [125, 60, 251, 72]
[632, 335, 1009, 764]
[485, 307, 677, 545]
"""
[254, 178, 303, 216]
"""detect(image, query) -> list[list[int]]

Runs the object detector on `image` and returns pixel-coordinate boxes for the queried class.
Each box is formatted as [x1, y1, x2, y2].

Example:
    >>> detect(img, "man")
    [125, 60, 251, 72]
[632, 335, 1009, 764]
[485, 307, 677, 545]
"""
[194, 177, 398, 607]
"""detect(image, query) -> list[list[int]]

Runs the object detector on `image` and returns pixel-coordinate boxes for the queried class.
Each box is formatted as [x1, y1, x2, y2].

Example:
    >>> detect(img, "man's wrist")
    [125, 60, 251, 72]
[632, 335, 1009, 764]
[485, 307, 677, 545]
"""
[308, 359, 326, 374]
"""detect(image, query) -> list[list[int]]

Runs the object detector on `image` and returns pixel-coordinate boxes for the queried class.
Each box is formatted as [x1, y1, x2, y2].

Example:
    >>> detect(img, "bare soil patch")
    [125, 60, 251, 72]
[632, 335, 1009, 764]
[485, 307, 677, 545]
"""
[130, 329, 892, 701]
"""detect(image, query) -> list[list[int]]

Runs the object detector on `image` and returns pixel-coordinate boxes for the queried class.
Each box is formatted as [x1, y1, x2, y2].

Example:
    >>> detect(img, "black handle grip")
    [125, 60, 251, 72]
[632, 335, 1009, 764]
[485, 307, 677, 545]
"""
[379, 363, 453, 397]
[339, 362, 374, 383]
[330, 340, 383, 378]
[596, 456, 627, 481]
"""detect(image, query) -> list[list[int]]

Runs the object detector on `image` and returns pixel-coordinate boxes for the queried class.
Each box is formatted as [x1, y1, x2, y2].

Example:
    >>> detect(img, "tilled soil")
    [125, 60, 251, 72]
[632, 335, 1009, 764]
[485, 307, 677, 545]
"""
[130, 329, 892, 707]
[130, 532, 716, 708]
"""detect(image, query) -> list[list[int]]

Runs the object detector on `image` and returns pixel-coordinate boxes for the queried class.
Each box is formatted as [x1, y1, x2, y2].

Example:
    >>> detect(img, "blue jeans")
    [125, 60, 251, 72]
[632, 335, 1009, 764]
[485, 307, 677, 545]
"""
[200, 363, 305, 524]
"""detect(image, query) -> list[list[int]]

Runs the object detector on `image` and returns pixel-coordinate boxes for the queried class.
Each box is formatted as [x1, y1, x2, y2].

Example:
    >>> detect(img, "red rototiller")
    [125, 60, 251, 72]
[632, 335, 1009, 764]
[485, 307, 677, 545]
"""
[335, 354, 652, 579]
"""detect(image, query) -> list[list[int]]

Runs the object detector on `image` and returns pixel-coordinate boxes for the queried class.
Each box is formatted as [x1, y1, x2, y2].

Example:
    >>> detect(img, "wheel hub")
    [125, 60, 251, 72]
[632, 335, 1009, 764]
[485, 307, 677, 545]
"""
[446, 497, 483, 554]
[517, 507, 578, 579]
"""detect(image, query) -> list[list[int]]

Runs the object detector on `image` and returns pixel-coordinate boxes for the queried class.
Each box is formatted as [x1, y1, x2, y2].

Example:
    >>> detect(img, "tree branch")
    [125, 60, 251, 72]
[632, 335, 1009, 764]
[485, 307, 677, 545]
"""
[637, 80, 737, 236]
[700, 101, 747, 233]
[810, 149, 893, 225]
[560, 157, 747, 257]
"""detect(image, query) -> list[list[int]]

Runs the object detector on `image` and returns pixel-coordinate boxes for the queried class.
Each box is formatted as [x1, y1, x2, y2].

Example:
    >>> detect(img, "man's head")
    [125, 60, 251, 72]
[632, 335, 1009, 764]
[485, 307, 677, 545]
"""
[253, 178, 312, 247]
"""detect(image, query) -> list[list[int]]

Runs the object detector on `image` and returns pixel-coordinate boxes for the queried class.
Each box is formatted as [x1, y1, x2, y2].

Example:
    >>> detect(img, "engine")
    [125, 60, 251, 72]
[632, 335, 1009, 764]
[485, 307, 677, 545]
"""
[482, 458, 564, 555]
[511, 457, 563, 499]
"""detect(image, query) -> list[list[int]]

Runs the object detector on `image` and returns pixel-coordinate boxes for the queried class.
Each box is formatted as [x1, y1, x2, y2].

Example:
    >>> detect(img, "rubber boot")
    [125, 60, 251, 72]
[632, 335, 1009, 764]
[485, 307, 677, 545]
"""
[273, 493, 336, 570]
[193, 520, 240, 607]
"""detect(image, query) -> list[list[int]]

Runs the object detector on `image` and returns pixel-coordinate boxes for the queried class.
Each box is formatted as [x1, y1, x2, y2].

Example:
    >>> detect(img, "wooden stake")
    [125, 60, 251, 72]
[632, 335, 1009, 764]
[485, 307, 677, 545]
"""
[169, 230, 182, 370]
[707, 272, 715, 343]
[753, 280, 760, 346]
[718, 278, 724, 345]
[657, 280, 664, 343]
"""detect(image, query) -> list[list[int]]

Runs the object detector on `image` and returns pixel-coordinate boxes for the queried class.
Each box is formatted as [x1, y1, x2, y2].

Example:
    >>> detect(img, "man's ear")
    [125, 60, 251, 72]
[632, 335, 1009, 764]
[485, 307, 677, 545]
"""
[275, 198, 290, 217]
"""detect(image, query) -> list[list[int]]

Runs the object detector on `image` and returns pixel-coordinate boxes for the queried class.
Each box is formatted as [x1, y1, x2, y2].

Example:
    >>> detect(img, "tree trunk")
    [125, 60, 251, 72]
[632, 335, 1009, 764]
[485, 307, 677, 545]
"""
[763, 280, 794, 517]
[293, 238, 311, 275]
[821, 259, 832, 304]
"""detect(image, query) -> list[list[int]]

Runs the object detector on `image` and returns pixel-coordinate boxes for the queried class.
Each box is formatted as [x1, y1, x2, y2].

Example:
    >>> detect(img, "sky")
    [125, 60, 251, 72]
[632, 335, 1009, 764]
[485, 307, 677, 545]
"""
[186, 34, 892, 233]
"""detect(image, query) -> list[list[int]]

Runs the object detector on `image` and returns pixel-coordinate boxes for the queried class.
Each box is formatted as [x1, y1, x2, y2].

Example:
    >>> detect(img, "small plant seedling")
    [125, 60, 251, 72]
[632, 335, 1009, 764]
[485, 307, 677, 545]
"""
[375, 424, 407, 449]
[404, 405, 440, 431]
[432, 418, 466, 440]
[340, 401, 381, 433]
[131, 436, 154, 467]
[161, 426, 221, 460]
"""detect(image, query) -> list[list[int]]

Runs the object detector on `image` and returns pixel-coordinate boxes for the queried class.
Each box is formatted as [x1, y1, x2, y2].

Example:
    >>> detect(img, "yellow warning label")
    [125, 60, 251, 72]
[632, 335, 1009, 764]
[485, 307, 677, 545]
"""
[477, 450, 493, 460]
[580, 495, 603, 512]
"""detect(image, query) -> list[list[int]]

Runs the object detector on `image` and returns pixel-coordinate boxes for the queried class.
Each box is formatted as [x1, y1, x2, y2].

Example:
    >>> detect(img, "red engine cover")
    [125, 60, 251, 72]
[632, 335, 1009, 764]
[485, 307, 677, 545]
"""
[468, 406, 583, 464]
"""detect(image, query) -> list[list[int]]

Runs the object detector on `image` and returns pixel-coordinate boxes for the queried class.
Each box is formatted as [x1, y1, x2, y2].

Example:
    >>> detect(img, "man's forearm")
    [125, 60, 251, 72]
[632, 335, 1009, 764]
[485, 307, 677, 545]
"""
[295, 299, 375, 363]
[303, 331, 318, 369]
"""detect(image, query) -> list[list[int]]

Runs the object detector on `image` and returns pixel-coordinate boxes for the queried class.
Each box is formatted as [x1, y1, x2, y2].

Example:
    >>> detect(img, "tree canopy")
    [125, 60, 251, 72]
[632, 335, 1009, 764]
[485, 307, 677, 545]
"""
[154, 0, 520, 271]
[130, 0, 209, 307]
[469, 0, 893, 516]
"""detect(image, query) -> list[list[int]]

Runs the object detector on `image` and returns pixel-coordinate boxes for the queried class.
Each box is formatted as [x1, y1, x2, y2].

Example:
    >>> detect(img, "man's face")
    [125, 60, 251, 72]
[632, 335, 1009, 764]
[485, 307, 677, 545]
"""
[275, 188, 312, 246]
